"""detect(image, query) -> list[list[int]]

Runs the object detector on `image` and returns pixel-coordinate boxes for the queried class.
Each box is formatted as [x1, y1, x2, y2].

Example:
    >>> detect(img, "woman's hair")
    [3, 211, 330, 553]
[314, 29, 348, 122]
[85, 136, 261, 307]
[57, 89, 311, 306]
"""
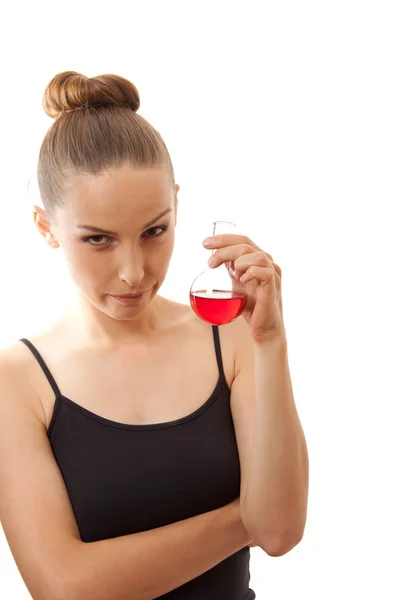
[37, 71, 175, 222]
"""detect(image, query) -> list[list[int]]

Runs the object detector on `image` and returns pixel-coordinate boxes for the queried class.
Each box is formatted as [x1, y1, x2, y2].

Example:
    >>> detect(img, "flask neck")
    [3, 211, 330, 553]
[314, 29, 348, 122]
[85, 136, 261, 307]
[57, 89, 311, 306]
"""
[209, 248, 224, 269]
[210, 221, 236, 274]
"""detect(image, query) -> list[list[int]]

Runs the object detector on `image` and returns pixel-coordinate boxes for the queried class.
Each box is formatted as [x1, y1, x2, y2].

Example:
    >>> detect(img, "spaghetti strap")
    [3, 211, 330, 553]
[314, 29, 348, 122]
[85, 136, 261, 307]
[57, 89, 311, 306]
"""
[19, 338, 61, 398]
[211, 325, 224, 377]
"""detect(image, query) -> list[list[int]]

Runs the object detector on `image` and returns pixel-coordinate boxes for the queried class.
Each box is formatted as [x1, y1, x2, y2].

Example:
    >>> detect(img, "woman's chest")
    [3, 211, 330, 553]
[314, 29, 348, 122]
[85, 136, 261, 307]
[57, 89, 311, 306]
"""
[34, 323, 236, 430]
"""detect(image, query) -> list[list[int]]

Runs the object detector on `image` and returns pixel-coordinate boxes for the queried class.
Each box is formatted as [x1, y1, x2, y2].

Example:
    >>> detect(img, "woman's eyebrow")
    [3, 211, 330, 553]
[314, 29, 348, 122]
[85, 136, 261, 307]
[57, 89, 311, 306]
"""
[76, 208, 173, 235]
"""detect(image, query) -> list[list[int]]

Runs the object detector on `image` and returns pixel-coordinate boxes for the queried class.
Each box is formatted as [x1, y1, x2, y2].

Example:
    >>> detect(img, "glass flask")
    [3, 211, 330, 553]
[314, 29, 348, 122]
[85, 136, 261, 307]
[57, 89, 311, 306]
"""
[189, 220, 247, 326]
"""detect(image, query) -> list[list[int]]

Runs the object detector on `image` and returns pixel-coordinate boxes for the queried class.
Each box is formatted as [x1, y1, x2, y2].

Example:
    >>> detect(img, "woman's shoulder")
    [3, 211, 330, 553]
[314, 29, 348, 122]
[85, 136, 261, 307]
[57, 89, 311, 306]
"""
[0, 339, 48, 425]
[0, 337, 39, 370]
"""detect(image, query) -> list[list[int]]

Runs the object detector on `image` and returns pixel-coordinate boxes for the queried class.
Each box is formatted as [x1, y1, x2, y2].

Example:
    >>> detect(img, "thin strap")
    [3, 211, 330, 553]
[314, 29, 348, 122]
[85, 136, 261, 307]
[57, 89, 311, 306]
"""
[212, 325, 224, 377]
[19, 338, 61, 398]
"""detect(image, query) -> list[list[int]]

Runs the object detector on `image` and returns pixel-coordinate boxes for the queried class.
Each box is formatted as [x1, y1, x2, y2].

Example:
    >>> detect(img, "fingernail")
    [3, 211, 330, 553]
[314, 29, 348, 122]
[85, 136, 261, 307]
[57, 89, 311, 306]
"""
[203, 238, 212, 247]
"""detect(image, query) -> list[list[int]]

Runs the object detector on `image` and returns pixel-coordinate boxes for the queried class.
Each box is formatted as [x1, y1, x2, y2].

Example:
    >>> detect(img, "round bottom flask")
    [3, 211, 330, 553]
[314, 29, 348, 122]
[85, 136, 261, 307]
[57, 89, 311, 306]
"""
[189, 221, 247, 326]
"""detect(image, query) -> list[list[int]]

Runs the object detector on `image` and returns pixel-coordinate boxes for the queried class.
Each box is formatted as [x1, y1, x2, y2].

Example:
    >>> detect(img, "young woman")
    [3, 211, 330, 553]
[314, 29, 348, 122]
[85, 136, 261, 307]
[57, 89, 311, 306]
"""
[0, 71, 308, 599]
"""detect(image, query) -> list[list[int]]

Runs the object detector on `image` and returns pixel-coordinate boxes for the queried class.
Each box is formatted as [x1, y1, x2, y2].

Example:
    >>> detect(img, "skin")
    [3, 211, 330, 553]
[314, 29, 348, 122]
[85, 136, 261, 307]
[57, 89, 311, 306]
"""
[33, 163, 180, 347]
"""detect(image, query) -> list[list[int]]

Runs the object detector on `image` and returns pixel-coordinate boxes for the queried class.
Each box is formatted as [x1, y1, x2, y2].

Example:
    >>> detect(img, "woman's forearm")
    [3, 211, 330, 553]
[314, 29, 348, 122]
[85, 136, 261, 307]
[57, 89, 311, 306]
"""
[59, 499, 250, 600]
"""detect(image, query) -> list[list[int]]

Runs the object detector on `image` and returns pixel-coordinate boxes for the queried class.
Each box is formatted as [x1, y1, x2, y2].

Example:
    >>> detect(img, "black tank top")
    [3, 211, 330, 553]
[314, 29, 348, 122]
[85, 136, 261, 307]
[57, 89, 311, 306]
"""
[19, 325, 256, 599]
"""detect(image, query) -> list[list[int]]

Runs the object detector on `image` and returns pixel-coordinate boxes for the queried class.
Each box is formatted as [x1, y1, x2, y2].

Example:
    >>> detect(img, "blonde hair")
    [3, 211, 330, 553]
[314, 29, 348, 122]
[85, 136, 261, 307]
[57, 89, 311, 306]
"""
[38, 71, 175, 222]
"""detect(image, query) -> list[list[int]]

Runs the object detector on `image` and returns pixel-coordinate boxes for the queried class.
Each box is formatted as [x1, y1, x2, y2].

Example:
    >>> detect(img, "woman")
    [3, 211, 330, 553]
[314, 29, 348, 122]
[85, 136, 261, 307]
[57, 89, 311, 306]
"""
[0, 71, 308, 599]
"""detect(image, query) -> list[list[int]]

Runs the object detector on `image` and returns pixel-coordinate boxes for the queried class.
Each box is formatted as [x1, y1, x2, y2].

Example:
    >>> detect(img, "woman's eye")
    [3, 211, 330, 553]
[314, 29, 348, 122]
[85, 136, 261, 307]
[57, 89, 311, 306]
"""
[144, 226, 167, 238]
[84, 235, 111, 246]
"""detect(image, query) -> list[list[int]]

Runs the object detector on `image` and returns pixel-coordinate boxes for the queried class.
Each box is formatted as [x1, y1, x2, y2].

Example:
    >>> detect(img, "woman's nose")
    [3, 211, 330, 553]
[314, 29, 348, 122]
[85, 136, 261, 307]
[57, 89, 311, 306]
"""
[118, 250, 145, 287]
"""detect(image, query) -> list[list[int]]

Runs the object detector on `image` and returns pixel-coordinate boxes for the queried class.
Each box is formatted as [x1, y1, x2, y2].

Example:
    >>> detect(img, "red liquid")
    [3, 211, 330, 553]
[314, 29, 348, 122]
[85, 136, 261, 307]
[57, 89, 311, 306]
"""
[190, 291, 246, 325]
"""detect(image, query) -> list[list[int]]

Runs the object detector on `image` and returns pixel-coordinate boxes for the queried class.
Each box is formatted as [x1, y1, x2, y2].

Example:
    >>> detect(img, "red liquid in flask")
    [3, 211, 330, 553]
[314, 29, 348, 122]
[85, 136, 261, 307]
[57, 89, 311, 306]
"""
[190, 291, 246, 325]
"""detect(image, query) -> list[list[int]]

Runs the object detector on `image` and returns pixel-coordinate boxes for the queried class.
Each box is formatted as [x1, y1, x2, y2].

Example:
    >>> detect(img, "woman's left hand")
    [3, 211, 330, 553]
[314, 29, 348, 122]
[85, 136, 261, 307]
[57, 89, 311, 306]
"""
[203, 233, 285, 344]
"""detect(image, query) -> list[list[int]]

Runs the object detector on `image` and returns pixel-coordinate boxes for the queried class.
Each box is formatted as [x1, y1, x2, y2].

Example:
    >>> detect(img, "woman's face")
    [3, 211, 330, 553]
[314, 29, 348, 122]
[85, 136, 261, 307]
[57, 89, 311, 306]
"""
[37, 164, 179, 320]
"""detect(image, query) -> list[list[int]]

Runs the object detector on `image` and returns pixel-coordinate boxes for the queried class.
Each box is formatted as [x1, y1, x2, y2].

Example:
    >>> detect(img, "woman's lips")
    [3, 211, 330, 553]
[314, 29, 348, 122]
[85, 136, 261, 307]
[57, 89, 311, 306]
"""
[111, 292, 146, 304]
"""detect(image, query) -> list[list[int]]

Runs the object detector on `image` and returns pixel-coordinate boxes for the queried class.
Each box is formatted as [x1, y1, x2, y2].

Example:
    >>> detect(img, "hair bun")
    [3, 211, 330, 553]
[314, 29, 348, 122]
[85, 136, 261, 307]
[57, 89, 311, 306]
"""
[43, 71, 140, 119]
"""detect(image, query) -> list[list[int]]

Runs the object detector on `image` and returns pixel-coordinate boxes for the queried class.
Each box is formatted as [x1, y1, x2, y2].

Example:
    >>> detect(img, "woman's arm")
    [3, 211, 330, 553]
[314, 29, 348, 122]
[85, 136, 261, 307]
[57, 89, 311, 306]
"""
[66, 498, 249, 600]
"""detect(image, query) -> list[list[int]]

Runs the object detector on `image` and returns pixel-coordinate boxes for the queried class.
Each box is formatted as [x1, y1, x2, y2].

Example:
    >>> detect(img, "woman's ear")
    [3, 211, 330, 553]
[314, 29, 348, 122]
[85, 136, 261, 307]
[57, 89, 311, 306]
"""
[32, 205, 60, 248]
[174, 184, 180, 226]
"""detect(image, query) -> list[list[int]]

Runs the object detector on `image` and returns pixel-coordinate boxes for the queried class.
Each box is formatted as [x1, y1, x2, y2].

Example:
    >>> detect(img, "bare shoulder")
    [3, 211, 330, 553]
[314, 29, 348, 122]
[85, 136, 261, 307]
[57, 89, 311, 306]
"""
[0, 340, 47, 426]
[171, 299, 247, 382]
[160, 298, 238, 378]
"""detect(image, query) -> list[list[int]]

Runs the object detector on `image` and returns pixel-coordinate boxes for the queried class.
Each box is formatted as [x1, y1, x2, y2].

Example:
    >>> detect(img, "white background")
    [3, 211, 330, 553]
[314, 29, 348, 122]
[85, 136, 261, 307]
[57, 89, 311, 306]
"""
[1, 1, 399, 598]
